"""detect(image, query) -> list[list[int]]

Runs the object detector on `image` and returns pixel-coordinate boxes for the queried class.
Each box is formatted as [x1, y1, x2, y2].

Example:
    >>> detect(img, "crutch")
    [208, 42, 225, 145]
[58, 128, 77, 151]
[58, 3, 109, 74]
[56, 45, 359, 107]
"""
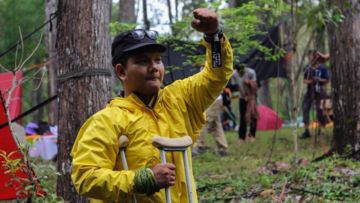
[118, 135, 137, 203]
[152, 135, 194, 203]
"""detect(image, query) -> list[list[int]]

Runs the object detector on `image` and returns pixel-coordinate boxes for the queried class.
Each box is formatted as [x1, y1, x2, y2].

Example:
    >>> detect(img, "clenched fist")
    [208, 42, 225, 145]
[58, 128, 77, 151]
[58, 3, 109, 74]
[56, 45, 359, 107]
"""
[191, 8, 219, 35]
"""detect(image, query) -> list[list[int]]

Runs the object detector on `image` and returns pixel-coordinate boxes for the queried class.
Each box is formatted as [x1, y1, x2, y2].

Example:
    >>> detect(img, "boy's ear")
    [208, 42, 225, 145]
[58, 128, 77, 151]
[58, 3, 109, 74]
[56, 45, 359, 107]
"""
[115, 64, 126, 81]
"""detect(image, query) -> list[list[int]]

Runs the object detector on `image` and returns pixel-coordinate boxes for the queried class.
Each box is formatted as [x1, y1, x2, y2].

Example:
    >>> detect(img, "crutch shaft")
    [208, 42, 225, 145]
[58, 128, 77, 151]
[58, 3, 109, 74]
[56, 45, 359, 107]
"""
[183, 150, 193, 203]
[120, 150, 129, 170]
[119, 135, 137, 203]
[160, 149, 172, 203]
[153, 135, 194, 203]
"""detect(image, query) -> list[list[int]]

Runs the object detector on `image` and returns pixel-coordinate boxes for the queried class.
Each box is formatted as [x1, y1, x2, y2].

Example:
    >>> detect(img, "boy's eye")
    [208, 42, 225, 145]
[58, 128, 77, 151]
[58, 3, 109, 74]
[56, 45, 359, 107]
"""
[155, 58, 162, 64]
[136, 59, 148, 64]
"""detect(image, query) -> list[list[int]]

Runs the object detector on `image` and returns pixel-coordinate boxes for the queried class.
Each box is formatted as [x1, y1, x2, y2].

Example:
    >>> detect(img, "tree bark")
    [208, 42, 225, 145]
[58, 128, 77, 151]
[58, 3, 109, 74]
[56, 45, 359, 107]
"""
[166, 0, 173, 26]
[327, 0, 360, 155]
[258, 79, 272, 108]
[56, 0, 112, 202]
[281, 1, 299, 161]
[142, 0, 150, 30]
[45, 0, 58, 126]
[31, 59, 44, 122]
[175, 0, 179, 20]
[119, 0, 136, 23]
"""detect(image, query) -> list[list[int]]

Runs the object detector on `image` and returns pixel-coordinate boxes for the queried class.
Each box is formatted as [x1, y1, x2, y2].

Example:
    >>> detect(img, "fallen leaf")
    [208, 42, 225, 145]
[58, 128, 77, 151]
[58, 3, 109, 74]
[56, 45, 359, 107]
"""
[223, 186, 233, 193]
[260, 189, 275, 198]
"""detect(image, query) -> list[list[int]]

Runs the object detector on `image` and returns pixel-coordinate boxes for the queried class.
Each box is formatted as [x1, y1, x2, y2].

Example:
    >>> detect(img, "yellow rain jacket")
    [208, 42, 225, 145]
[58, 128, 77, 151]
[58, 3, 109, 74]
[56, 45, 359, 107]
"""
[71, 37, 233, 203]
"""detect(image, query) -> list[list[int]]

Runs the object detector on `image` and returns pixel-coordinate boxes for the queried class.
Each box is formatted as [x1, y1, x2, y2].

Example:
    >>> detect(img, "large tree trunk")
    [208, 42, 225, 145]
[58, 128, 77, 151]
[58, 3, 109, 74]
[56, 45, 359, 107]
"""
[119, 0, 136, 23]
[56, 0, 112, 201]
[45, 0, 58, 126]
[327, 1, 360, 155]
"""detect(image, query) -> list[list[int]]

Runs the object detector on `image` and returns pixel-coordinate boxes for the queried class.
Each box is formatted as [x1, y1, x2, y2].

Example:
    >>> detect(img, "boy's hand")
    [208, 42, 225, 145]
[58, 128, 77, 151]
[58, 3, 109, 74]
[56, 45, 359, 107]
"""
[152, 163, 176, 188]
[191, 8, 219, 35]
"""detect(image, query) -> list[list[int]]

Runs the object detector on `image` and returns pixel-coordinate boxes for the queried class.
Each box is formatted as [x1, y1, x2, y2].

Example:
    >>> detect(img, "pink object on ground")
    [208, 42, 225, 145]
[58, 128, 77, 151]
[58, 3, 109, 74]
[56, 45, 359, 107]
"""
[256, 105, 282, 131]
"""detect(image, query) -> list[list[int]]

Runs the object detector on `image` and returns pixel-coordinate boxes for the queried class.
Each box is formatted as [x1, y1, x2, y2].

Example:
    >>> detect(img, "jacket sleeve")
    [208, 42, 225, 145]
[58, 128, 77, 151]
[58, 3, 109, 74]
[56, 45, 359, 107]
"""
[165, 36, 233, 140]
[71, 108, 135, 201]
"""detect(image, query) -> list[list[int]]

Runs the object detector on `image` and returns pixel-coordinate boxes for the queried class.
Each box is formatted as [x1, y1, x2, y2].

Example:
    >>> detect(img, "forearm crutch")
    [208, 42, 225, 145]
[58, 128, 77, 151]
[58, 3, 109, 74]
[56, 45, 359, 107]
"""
[118, 135, 137, 203]
[152, 135, 194, 203]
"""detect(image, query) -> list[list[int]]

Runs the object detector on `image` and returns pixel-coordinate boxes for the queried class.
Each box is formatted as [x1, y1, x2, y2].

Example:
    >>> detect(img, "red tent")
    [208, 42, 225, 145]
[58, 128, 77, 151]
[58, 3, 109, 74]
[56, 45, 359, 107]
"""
[0, 71, 22, 120]
[0, 72, 44, 200]
[256, 105, 282, 131]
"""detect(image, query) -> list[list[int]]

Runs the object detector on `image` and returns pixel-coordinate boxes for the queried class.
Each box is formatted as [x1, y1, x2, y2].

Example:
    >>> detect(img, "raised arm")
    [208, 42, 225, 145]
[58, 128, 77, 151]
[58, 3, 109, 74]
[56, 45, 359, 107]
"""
[164, 8, 233, 139]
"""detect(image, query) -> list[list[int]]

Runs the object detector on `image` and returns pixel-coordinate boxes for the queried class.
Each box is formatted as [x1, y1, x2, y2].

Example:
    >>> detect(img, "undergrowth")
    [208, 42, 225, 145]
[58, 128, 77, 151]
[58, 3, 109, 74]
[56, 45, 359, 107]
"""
[193, 128, 360, 202]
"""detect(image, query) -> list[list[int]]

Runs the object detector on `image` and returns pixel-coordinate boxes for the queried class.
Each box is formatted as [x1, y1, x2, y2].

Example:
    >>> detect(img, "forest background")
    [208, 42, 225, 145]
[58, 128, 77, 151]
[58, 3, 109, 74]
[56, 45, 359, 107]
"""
[0, 0, 359, 202]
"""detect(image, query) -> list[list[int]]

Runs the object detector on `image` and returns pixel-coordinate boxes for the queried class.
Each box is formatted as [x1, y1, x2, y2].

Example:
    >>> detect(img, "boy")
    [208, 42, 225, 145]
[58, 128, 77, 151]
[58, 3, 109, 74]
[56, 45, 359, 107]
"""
[71, 8, 233, 203]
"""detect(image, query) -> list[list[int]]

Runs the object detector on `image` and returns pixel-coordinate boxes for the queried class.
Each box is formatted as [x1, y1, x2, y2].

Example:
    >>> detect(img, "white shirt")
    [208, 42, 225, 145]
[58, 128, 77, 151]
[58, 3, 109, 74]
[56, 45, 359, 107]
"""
[232, 67, 257, 98]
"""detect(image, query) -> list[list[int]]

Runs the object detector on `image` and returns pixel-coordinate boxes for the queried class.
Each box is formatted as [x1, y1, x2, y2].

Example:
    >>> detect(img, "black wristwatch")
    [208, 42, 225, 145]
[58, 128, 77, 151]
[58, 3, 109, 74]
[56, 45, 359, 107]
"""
[204, 27, 223, 43]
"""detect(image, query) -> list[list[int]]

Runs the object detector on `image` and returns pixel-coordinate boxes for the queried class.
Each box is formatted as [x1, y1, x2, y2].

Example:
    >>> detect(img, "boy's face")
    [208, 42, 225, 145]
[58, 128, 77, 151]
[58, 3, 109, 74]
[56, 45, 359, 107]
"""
[116, 50, 164, 97]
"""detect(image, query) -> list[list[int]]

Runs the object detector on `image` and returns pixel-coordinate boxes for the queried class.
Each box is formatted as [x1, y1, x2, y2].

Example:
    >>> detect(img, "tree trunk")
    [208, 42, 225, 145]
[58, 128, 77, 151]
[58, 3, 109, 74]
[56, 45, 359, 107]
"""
[175, 0, 179, 20]
[258, 79, 272, 108]
[45, 0, 58, 126]
[281, 2, 299, 162]
[327, 0, 360, 155]
[142, 0, 150, 30]
[119, 0, 136, 23]
[56, 0, 112, 202]
[166, 0, 173, 26]
[31, 59, 44, 122]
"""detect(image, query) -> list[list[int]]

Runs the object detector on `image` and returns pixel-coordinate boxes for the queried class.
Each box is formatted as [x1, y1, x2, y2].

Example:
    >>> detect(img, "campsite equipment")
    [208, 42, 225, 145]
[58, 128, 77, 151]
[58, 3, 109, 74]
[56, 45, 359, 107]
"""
[0, 92, 44, 200]
[256, 105, 282, 131]
[118, 135, 137, 203]
[152, 135, 194, 203]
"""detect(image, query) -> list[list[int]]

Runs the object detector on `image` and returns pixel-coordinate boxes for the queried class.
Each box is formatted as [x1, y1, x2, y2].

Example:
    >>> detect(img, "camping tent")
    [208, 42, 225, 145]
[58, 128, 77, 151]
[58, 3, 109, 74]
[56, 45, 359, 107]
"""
[0, 72, 44, 200]
[0, 71, 22, 120]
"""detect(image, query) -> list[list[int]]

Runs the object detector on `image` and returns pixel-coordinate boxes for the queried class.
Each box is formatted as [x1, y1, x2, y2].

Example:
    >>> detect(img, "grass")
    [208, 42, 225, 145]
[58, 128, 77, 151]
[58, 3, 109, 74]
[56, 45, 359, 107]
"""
[3, 127, 360, 202]
[193, 127, 360, 202]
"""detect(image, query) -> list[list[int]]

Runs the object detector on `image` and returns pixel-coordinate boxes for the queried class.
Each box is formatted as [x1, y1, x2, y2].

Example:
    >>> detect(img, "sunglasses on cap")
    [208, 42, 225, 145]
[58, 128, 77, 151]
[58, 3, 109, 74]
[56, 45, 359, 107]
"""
[118, 29, 159, 41]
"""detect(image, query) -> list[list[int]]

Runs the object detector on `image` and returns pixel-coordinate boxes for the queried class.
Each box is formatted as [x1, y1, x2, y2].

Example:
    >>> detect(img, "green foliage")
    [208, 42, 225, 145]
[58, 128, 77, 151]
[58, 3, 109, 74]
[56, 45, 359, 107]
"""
[0, 147, 63, 202]
[193, 127, 360, 202]
[111, 2, 120, 22]
[170, 17, 194, 38]
[300, 1, 345, 32]
[0, 0, 46, 70]
[154, 0, 288, 71]
[109, 22, 137, 36]
[288, 155, 360, 201]
[220, 0, 287, 63]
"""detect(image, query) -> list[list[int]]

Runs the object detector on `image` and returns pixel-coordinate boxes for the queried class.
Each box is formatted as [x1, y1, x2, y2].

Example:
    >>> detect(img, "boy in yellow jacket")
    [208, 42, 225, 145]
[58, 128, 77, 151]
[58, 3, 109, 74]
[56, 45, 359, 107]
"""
[71, 8, 233, 203]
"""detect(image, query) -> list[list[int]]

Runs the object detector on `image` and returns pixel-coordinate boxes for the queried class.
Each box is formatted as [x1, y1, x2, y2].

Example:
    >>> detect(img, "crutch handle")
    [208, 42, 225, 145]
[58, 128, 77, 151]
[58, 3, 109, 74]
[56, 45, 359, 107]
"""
[152, 135, 194, 203]
[152, 135, 193, 148]
[119, 135, 129, 148]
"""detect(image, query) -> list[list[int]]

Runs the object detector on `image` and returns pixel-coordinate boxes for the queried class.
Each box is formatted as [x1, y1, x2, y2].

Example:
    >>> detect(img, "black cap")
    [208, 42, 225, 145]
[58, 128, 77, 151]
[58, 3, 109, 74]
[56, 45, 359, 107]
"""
[111, 29, 166, 67]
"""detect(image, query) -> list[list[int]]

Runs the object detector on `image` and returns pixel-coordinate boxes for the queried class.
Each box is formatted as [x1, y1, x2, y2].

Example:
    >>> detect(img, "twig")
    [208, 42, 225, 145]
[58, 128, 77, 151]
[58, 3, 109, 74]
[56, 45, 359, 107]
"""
[18, 32, 44, 71]
[273, 178, 288, 203]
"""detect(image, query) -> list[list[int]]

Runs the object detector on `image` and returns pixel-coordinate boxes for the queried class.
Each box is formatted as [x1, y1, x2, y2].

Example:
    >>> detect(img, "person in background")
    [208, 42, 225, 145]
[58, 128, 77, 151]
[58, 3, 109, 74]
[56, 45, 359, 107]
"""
[192, 93, 229, 156]
[232, 64, 258, 145]
[71, 8, 233, 203]
[300, 49, 330, 139]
